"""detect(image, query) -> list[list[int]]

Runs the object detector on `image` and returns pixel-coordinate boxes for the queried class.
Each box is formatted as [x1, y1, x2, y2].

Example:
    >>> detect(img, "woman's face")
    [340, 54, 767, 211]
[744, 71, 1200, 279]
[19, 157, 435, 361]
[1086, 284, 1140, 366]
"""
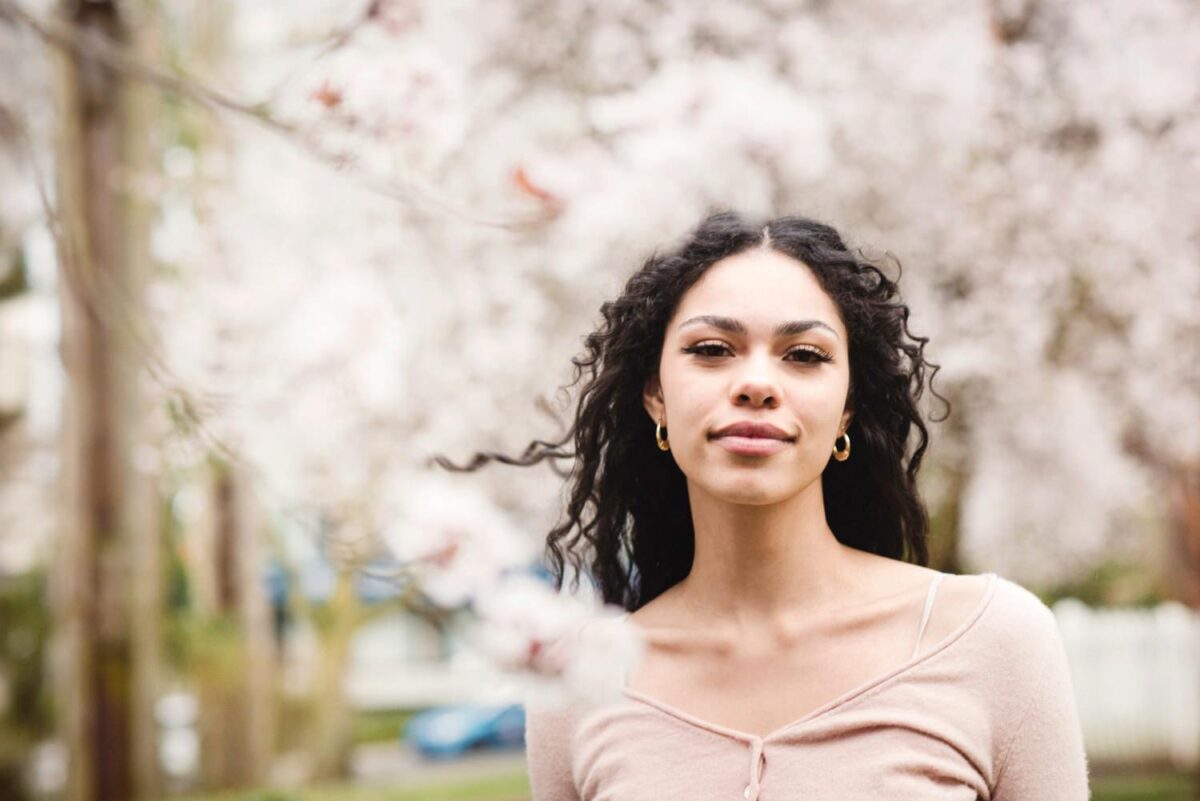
[643, 247, 852, 506]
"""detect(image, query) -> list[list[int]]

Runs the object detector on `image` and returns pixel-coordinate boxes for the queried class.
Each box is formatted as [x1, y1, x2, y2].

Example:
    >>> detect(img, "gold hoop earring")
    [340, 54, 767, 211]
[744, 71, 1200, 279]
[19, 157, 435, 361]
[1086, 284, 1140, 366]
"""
[832, 431, 851, 462]
[655, 419, 670, 452]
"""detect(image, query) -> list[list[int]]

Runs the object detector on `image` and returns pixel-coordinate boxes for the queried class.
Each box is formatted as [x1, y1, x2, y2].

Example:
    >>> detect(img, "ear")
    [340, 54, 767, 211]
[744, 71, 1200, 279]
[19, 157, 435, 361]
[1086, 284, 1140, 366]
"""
[643, 373, 665, 424]
[839, 408, 854, 435]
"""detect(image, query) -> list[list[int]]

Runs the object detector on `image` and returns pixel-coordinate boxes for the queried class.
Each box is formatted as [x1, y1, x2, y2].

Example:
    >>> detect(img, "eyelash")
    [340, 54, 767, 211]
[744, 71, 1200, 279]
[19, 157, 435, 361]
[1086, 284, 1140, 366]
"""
[681, 342, 833, 363]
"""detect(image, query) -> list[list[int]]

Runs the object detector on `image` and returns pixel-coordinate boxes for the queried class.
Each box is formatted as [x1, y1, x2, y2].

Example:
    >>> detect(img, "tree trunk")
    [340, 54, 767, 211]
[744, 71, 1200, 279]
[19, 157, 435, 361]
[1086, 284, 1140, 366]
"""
[49, 3, 143, 801]
[1165, 466, 1200, 609]
[192, 459, 274, 789]
[122, 8, 167, 799]
[309, 566, 359, 782]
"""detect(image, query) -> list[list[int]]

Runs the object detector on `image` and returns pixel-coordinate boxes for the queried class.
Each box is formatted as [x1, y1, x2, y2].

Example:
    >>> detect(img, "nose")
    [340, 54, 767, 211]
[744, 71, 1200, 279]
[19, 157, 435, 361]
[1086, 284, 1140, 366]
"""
[731, 352, 781, 409]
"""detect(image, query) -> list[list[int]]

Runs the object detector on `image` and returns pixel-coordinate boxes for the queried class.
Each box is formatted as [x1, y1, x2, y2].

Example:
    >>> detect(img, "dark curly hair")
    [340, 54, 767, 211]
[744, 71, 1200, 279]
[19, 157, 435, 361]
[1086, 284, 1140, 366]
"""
[440, 210, 946, 612]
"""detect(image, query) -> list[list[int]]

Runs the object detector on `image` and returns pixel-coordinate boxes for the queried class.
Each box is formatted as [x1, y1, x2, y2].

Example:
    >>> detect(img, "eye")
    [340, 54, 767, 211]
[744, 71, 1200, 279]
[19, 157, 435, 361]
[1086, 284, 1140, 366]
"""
[682, 341, 731, 358]
[786, 346, 833, 364]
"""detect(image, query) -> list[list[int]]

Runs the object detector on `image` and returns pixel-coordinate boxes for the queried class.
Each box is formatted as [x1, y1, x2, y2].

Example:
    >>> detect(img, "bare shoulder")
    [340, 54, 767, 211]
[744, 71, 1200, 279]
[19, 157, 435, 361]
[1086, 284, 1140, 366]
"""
[625, 584, 699, 645]
[627, 579, 694, 629]
[919, 571, 996, 648]
[863, 552, 991, 605]
[626, 591, 667, 629]
[986, 574, 1059, 632]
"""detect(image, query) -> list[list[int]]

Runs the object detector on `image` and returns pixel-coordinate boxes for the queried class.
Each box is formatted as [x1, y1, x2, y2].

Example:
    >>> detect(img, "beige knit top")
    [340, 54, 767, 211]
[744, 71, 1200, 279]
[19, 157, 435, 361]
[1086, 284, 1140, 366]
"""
[524, 572, 1090, 800]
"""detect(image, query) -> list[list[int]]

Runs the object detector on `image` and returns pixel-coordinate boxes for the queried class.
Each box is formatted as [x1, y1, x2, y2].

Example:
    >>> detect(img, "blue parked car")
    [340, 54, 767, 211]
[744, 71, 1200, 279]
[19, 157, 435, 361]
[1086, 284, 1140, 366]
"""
[404, 703, 526, 758]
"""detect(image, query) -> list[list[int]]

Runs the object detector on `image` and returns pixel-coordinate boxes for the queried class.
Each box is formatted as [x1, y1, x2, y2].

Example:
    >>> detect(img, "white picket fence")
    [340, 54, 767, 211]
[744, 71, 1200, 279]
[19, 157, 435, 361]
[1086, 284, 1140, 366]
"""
[1054, 599, 1200, 768]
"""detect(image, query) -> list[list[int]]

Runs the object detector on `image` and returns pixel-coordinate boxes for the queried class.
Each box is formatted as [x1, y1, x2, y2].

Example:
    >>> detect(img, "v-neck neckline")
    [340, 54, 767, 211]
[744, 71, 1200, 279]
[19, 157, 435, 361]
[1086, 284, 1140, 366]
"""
[619, 572, 999, 743]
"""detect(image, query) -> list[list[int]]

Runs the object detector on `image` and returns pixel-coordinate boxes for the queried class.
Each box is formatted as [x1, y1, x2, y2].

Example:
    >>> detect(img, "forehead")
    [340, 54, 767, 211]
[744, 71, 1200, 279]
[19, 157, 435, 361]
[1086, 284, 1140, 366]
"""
[672, 249, 846, 337]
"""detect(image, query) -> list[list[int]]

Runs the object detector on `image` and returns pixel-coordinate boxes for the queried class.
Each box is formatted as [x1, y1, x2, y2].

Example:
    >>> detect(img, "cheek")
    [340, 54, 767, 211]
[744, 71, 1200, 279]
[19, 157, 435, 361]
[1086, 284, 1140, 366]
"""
[791, 379, 851, 436]
[659, 361, 700, 413]
[658, 378, 712, 456]
[666, 390, 708, 437]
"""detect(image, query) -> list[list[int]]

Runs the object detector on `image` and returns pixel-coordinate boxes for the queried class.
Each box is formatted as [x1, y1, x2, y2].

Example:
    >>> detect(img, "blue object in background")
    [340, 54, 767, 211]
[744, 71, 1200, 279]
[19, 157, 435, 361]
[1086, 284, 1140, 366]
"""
[404, 704, 526, 759]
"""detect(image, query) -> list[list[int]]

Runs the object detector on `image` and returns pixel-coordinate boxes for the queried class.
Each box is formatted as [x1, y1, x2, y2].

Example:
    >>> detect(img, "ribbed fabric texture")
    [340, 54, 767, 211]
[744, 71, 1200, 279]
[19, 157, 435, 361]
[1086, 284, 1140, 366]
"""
[524, 573, 1090, 800]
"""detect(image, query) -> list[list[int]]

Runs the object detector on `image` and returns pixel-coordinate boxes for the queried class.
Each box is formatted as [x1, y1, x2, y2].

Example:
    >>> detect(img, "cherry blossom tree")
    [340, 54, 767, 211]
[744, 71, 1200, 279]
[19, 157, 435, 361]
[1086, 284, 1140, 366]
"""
[183, 0, 1197, 596]
[2, 0, 1198, 794]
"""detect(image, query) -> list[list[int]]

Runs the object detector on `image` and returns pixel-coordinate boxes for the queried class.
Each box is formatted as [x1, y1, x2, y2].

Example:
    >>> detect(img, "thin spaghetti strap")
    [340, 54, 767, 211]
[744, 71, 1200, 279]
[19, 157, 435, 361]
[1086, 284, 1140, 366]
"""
[618, 612, 633, 687]
[910, 573, 945, 660]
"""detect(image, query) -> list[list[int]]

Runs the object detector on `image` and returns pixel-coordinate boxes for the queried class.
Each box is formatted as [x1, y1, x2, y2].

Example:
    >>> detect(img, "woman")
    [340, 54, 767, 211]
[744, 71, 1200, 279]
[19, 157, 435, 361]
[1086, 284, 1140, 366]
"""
[456, 211, 1089, 799]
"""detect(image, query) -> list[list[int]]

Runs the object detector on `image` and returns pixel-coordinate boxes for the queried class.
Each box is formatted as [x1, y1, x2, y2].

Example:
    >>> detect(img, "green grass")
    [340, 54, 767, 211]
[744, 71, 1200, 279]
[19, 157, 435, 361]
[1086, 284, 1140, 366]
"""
[1091, 770, 1197, 801]
[174, 771, 531, 801]
[176, 767, 1199, 801]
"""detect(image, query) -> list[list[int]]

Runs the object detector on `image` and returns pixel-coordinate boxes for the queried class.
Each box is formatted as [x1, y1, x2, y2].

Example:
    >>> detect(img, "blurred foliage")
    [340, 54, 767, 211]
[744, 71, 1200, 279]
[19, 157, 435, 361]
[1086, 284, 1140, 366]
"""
[0, 570, 51, 801]
[275, 694, 314, 755]
[169, 612, 255, 682]
[1041, 558, 1176, 608]
[0, 251, 29, 301]
[162, 487, 251, 684]
[163, 491, 193, 671]
[351, 709, 418, 746]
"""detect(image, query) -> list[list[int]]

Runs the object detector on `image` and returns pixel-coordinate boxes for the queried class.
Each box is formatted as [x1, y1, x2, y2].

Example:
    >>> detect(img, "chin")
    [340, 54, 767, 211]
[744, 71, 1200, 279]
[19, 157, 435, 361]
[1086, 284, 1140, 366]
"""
[700, 474, 798, 507]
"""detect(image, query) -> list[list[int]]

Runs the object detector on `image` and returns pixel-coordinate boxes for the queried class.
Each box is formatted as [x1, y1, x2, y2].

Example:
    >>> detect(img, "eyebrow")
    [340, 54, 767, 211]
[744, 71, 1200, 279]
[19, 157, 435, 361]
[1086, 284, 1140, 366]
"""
[677, 315, 840, 340]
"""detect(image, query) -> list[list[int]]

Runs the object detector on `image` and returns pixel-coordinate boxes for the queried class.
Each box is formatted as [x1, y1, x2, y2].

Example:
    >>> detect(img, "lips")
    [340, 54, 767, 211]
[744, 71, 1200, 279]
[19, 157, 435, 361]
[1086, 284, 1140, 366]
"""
[709, 421, 795, 441]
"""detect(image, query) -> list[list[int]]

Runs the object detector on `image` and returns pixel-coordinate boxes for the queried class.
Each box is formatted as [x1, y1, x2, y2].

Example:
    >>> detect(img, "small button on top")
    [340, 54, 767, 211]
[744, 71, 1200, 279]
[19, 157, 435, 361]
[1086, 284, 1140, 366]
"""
[743, 785, 751, 799]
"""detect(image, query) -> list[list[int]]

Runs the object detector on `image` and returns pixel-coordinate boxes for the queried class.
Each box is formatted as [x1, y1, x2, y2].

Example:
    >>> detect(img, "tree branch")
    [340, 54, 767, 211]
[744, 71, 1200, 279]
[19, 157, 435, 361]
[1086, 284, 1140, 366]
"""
[0, 0, 552, 230]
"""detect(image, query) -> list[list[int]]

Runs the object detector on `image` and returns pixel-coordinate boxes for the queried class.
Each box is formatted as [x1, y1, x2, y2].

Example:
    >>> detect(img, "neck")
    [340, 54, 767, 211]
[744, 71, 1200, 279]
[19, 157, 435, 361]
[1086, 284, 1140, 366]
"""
[674, 477, 872, 637]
